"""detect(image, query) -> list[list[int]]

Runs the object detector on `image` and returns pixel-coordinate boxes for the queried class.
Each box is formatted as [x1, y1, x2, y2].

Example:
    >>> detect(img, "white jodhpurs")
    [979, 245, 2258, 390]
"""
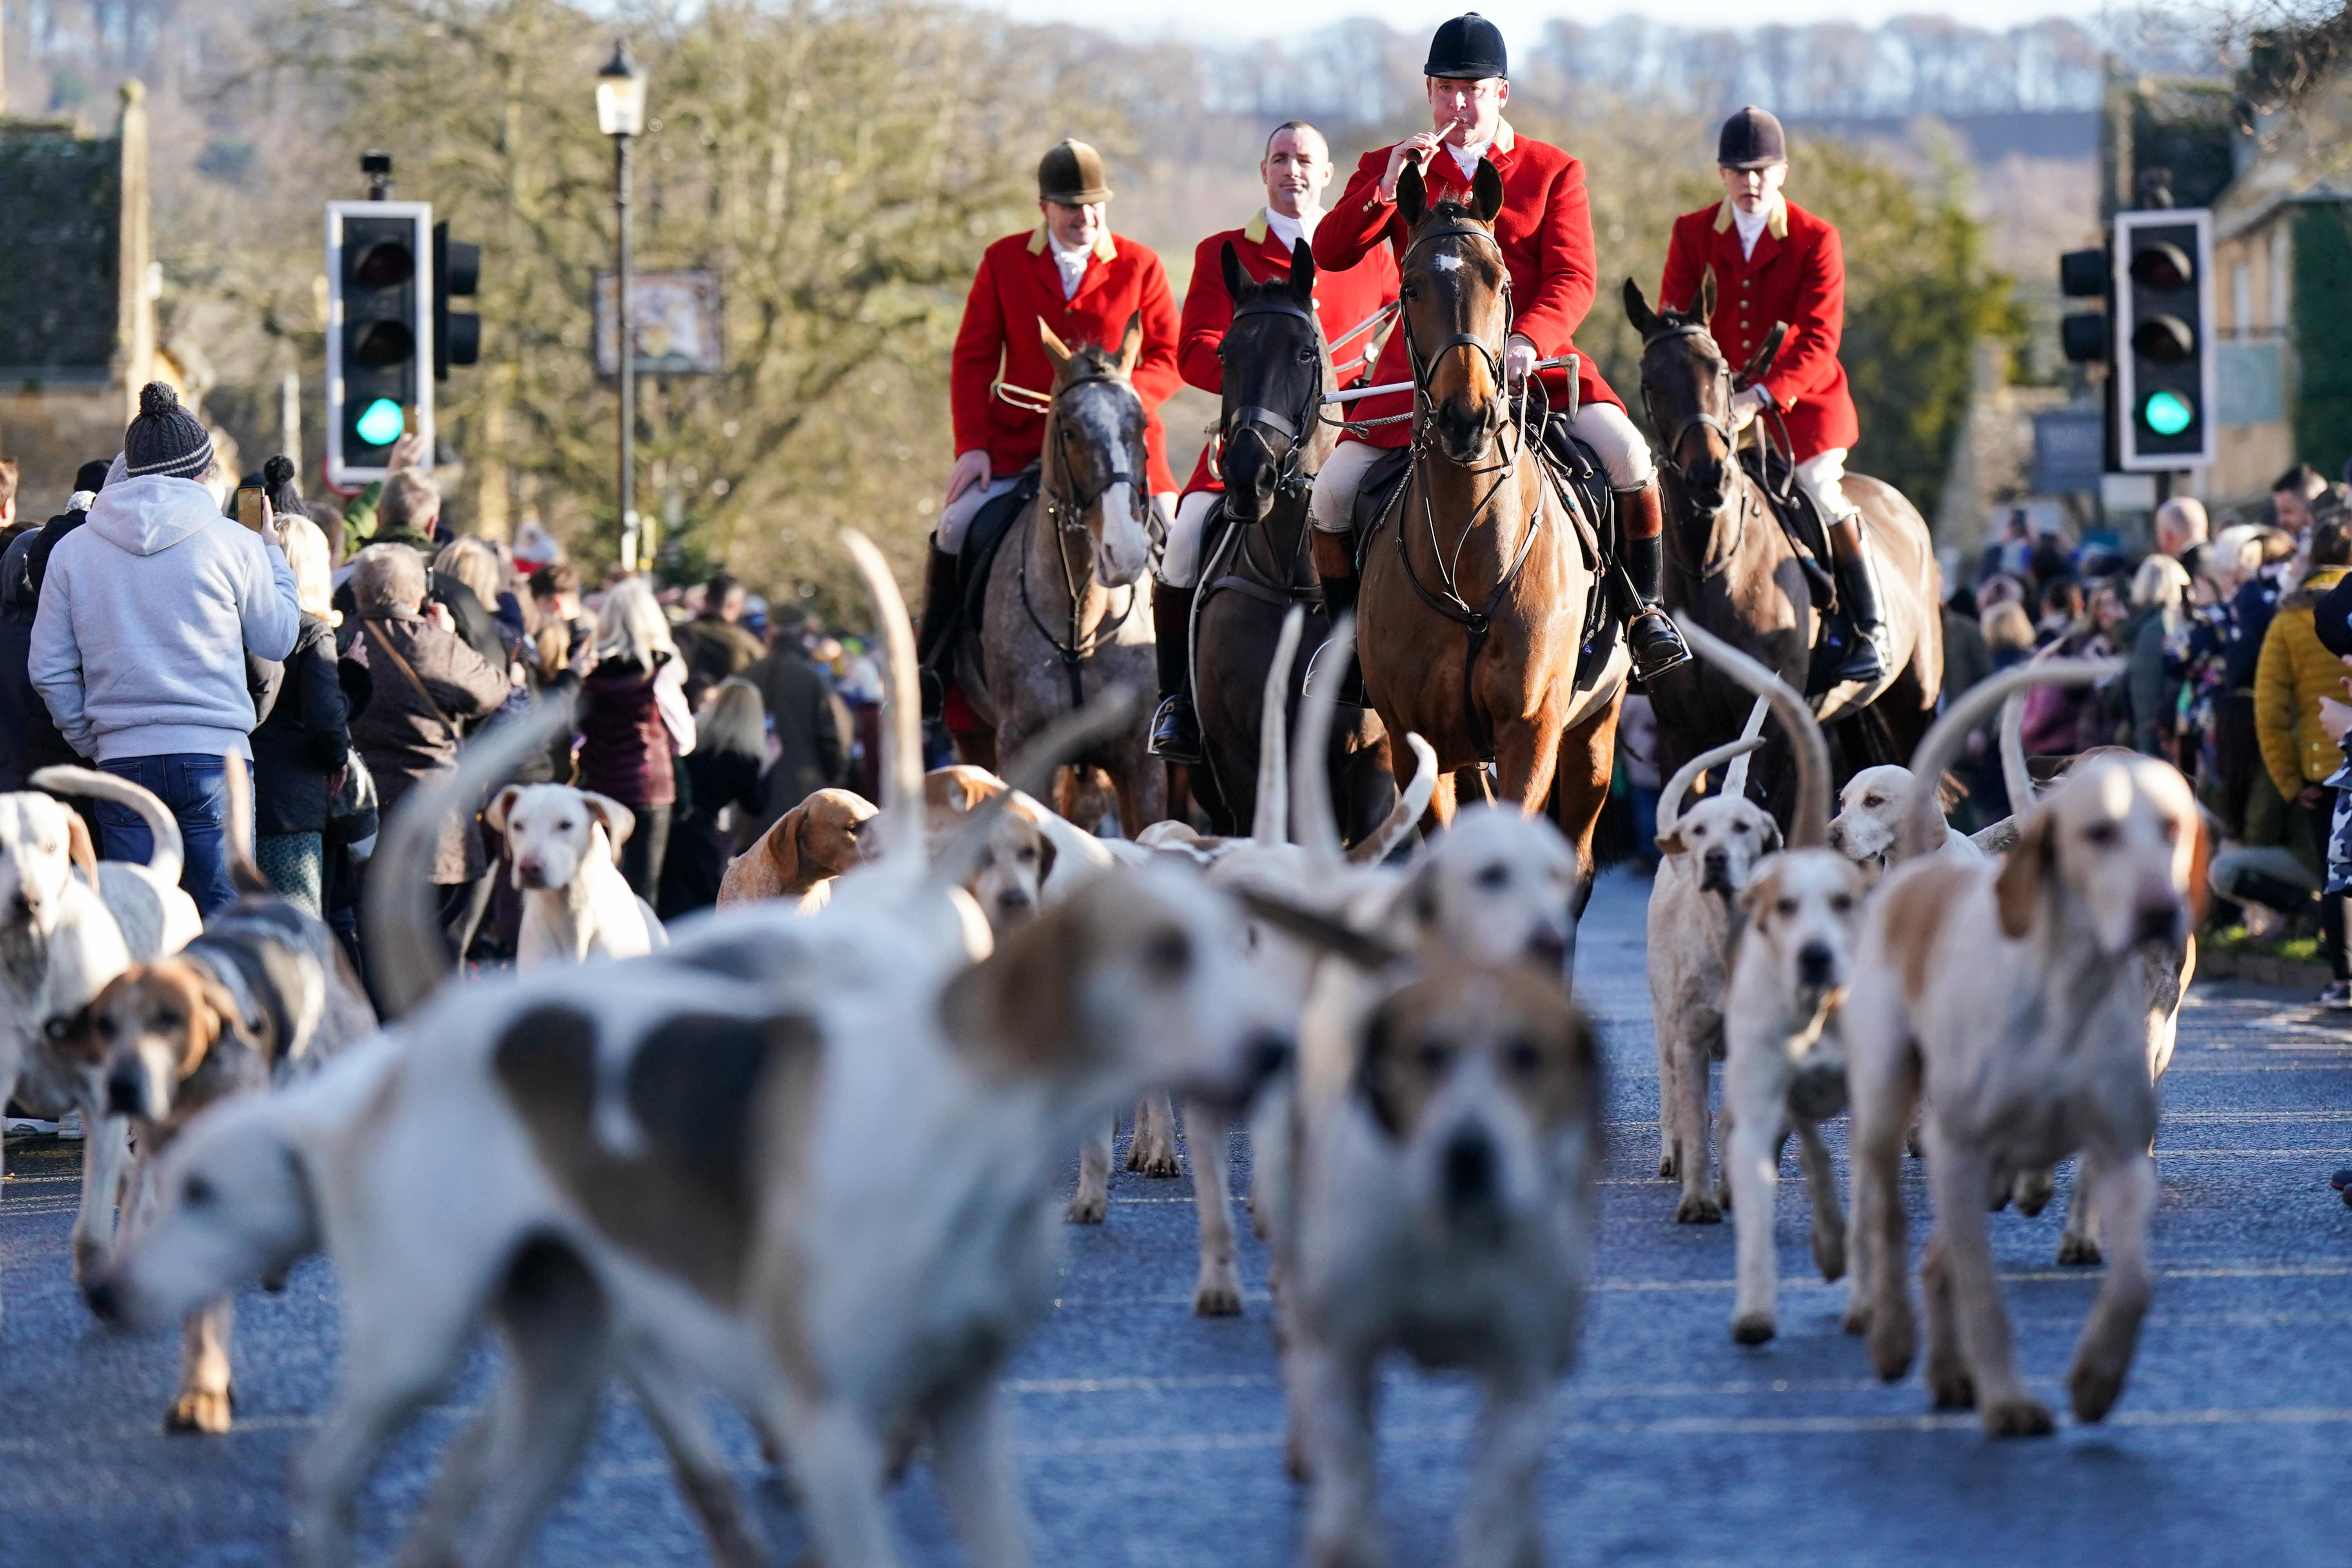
[938, 473, 1022, 551]
[1560, 400, 1654, 492]
[1309, 440, 1391, 535]
[1158, 491, 1220, 589]
[1793, 447, 1859, 524]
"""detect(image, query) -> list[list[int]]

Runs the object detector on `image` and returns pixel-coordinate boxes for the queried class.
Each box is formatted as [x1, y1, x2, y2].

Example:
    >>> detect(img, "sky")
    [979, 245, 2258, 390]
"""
[973, 0, 2107, 39]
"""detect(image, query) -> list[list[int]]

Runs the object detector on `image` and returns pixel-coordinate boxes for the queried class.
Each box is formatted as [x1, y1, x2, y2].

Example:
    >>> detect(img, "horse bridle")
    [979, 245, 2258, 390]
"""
[1216, 292, 1326, 505]
[1637, 321, 1736, 491]
[1020, 361, 1144, 707]
[1398, 221, 1515, 419]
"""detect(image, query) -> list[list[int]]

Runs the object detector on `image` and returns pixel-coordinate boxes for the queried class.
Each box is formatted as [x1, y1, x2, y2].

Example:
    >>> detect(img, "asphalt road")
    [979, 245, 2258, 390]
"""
[5, 867, 2350, 1566]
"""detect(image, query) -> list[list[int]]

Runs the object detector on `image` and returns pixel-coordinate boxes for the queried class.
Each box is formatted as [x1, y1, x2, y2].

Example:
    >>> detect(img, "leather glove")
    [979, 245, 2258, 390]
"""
[1730, 385, 1771, 432]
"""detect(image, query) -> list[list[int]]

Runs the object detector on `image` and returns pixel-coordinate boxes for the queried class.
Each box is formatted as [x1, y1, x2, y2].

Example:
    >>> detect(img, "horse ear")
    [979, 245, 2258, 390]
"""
[1470, 158, 1504, 226]
[1116, 312, 1143, 377]
[1221, 240, 1247, 303]
[1396, 160, 1428, 229]
[1038, 318, 1074, 368]
[1288, 240, 1316, 303]
[1622, 278, 1658, 337]
[1698, 265, 1719, 323]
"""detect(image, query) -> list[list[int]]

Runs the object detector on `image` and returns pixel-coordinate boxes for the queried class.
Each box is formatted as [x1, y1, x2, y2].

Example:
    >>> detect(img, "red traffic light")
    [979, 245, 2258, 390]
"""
[2129, 242, 2193, 292]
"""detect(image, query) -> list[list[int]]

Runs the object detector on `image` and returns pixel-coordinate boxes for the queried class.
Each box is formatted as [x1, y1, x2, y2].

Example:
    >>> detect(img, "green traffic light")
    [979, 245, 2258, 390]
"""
[2140, 390, 2194, 437]
[354, 398, 405, 447]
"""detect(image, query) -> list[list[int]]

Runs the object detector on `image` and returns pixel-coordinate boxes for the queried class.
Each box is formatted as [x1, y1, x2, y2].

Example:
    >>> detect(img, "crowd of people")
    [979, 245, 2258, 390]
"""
[0, 381, 874, 1023]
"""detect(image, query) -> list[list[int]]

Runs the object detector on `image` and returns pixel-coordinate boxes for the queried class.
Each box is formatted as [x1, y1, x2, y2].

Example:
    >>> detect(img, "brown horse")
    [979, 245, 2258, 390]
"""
[1622, 277, 1941, 819]
[952, 319, 1163, 833]
[1357, 162, 1627, 891]
[1188, 241, 1396, 843]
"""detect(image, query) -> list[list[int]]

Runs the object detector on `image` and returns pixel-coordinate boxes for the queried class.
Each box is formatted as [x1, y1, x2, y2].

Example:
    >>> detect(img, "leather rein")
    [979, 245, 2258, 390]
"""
[1637, 318, 1791, 582]
[1206, 292, 1330, 608]
[1018, 362, 1145, 708]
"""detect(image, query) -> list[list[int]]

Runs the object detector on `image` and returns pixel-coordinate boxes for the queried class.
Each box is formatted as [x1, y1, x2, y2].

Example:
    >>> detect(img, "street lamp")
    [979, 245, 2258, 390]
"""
[598, 39, 647, 569]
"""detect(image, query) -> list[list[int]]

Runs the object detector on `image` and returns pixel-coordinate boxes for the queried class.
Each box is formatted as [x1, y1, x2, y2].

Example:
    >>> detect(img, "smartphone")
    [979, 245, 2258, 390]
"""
[233, 487, 267, 532]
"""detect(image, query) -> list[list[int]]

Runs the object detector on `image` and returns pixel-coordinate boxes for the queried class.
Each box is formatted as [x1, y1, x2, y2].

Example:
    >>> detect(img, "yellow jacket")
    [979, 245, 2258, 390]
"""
[2255, 564, 2352, 797]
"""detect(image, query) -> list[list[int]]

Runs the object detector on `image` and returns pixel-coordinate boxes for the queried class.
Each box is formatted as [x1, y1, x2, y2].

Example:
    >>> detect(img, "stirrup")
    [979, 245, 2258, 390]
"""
[1833, 626, 1890, 686]
[1627, 607, 1691, 682]
[1148, 695, 1203, 763]
[1304, 638, 1367, 707]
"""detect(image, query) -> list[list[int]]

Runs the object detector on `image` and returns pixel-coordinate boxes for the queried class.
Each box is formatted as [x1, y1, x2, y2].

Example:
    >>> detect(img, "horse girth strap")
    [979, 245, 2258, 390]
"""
[1391, 471, 1548, 765]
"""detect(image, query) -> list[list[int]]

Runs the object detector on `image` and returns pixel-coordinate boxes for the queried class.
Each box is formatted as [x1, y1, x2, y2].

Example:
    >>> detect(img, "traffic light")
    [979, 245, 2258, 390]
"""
[326, 198, 434, 485]
[433, 221, 480, 381]
[2058, 244, 2109, 366]
[2112, 208, 2216, 471]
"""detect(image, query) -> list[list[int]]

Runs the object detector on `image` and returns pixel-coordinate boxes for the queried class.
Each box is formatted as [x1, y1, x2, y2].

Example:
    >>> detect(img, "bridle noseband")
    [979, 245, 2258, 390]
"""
[1398, 221, 1514, 417]
[1637, 321, 1735, 494]
[1216, 292, 1326, 507]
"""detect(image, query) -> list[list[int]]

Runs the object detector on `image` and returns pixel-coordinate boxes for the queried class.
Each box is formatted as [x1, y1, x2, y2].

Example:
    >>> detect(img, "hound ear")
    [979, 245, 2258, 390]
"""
[1221, 239, 1247, 304]
[1622, 277, 1658, 337]
[63, 811, 98, 886]
[1698, 265, 1719, 324]
[1654, 824, 1686, 857]
[1396, 160, 1428, 229]
[1038, 318, 1074, 367]
[1759, 817, 1784, 854]
[579, 791, 635, 860]
[939, 902, 1084, 1074]
[1994, 810, 2053, 939]
[2188, 806, 2216, 927]
[1288, 238, 1316, 301]
[1116, 312, 1143, 378]
[1470, 158, 1504, 225]
[1032, 825, 1058, 888]
[766, 804, 808, 889]
[185, 973, 250, 1075]
[486, 784, 522, 836]
[1234, 888, 1403, 969]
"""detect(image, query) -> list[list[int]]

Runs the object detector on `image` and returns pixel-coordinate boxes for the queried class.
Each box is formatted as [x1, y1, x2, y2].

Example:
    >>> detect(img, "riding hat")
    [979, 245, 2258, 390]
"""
[1717, 105, 1787, 170]
[1425, 13, 1507, 80]
[1038, 140, 1113, 206]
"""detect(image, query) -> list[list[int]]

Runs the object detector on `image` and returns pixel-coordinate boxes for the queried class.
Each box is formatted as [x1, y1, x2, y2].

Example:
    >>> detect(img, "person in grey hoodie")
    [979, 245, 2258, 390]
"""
[29, 382, 299, 915]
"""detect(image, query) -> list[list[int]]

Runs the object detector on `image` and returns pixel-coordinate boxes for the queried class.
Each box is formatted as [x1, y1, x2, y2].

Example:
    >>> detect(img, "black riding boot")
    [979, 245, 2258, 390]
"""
[1148, 579, 1203, 763]
[914, 537, 958, 721]
[1311, 531, 1368, 705]
[1618, 483, 1690, 682]
[1829, 517, 1892, 686]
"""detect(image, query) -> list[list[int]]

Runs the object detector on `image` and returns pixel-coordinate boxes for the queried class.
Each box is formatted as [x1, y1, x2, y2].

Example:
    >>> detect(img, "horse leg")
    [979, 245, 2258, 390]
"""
[1421, 769, 1460, 835]
[1494, 714, 1563, 818]
[1113, 755, 1167, 838]
[1554, 692, 1626, 915]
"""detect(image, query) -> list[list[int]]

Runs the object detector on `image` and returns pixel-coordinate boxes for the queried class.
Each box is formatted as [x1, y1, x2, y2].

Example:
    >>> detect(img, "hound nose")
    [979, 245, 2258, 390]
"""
[1443, 1127, 1498, 1210]
[1700, 849, 1734, 892]
[105, 1067, 146, 1120]
[995, 889, 1034, 917]
[10, 891, 32, 918]
[1797, 941, 1837, 987]
[83, 1277, 120, 1324]
[1524, 927, 1570, 971]
[1244, 1031, 1293, 1090]
[2135, 898, 2181, 944]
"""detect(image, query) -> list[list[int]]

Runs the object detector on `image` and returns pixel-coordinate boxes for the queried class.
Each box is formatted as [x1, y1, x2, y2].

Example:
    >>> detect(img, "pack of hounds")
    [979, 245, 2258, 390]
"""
[0, 531, 2205, 1567]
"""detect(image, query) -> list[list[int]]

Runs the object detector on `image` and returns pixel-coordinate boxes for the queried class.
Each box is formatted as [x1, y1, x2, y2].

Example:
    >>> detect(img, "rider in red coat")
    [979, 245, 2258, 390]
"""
[1306, 13, 1689, 684]
[1658, 106, 1887, 682]
[914, 140, 1183, 713]
[1146, 121, 1400, 760]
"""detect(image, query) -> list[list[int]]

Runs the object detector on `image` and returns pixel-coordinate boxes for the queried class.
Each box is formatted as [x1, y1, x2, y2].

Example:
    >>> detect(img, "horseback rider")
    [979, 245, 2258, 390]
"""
[1659, 106, 1888, 685]
[916, 139, 1183, 717]
[1147, 120, 1401, 762]
[1306, 12, 1690, 688]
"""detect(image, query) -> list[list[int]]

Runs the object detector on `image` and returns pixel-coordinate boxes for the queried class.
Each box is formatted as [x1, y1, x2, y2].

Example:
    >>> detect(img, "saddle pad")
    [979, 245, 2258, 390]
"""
[957, 468, 1042, 635]
[1347, 446, 1414, 558]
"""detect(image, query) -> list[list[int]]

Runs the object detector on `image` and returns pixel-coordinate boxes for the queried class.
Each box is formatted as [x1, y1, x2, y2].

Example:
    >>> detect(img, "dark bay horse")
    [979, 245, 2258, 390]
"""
[1622, 277, 1941, 819]
[953, 318, 1163, 833]
[1357, 162, 1628, 890]
[1186, 241, 1396, 842]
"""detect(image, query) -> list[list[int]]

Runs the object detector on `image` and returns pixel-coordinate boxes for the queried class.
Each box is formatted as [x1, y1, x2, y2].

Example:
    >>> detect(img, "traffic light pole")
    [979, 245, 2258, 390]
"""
[615, 129, 637, 572]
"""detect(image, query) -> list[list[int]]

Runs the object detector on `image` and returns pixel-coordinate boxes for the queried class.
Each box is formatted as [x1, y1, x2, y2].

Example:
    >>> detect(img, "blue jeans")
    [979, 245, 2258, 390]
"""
[93, 753, 243, 919]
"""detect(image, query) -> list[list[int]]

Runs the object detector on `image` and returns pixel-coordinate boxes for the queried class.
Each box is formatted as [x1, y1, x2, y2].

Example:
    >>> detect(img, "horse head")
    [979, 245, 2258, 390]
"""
[1039, 316, 1155, 588]
[1624, 276, 1735, 518]
[1216, 240, 1328, 526]
[1396, 160, 1509, 466]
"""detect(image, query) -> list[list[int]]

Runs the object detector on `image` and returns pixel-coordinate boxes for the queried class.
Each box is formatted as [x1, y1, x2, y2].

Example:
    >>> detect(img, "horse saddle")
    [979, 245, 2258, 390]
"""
[955, 465, 1042, 638]
[1345, 446, 1414, 562]
[1736, 445, 1862, 699]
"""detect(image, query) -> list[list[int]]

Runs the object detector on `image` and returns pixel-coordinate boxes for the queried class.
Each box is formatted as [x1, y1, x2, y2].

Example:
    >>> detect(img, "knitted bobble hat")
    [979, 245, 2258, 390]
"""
[123, 381, 216, 481]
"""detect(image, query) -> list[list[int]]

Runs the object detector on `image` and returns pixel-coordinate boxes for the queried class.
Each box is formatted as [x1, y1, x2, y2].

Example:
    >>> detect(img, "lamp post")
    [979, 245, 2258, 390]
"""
[598, 39, 647, 570]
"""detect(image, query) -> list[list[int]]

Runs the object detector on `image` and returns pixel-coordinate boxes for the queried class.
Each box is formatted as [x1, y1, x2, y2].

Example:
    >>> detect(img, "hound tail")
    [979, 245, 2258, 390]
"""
[221, 753, 272, 896]
[1898, 658, 2121, 863]
[1252, 606, 1307, 848]
[1672, 620, 1832, 850]
[30, 766, 185, 885]
[842, 530, 927, 871]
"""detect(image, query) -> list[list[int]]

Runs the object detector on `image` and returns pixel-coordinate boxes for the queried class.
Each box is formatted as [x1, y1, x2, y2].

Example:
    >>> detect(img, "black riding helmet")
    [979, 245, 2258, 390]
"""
[1425, 13, 1506, 79]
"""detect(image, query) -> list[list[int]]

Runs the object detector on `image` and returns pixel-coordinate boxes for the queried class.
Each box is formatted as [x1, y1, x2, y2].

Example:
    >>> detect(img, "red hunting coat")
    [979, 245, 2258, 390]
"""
[950, 225, 1185, 493]
[1176, 209, 1400, 497]
[1658, 196, 1858, 461]
[1312, 122, 1622, 449]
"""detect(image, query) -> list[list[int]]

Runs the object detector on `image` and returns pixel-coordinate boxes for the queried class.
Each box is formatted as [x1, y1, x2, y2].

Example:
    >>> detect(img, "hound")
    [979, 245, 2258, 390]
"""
[716, 786, 877, 911]
[1843, 657, 2198, 1436]
[0, 768, 201, 1306]
[1644, 696, 1775, 1219]
[1828, 764, 1987, 873]
[1678, 622, 1870, 1345]
[488, 784, 667, 964]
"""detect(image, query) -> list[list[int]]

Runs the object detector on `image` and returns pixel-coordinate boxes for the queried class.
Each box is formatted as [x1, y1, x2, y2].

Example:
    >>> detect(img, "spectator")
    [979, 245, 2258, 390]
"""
[431, 535, 513, 674]
[2275, 463, 2330, 537]
[0, 457, 18, 540]
[2027, 521, 2073, 604]
[2254, 518, 2352, 1004]
[29, 385, 299, 915]
[576, 578, 695, 900]
[2119, 554, 2190, 758]
[250, 514, 352, 917]
[741, 611, 851, 832]
[673, 570, 766, 703]
[2155, 495, 2209, 578]
[344, 544, 511, 954]
[2034, 576, 2084, 648]
[1940, 581, 1991, 705]
[0, 460, 109, 790]
[1976, 572, 2026, 615]
[1981, 601, 2035, 670]
[659, 677, 769, 917]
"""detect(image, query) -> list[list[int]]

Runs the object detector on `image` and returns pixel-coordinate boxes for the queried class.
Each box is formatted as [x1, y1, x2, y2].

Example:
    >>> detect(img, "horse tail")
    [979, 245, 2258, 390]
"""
[1897, 659, 2121, 863]
[1253, 606, 1307, 847]
[1675, 619, 1832, 850]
